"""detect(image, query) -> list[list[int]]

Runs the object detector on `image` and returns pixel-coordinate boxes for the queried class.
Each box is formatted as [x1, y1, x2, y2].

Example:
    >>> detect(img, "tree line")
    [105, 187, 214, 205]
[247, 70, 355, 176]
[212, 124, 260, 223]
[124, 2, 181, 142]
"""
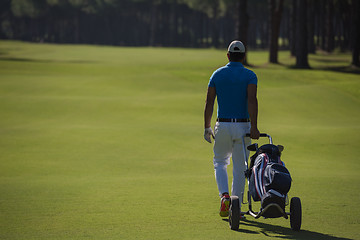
[0, 0, 359, 67]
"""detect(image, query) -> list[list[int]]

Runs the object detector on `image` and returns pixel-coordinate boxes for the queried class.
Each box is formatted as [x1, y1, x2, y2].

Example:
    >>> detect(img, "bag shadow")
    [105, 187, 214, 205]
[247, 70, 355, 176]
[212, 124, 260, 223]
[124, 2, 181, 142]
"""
[223, 218, 353, 239]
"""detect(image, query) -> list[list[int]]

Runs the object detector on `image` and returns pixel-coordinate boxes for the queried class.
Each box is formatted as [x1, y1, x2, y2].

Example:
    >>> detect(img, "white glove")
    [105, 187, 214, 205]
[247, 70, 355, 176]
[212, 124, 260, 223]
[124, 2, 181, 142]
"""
[204, 127, 215, 143]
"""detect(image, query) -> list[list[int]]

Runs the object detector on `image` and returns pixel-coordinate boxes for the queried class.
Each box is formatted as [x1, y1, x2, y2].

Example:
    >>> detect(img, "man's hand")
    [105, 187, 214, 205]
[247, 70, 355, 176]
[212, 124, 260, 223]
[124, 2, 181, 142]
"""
[250, 127, 260, 140]
[204, 127, 215, 143]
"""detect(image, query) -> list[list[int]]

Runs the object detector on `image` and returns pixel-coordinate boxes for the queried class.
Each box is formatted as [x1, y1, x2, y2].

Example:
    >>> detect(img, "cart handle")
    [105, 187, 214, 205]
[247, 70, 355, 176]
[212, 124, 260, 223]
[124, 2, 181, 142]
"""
[245, 133, 268, 138]
[245, 133, 273, 144]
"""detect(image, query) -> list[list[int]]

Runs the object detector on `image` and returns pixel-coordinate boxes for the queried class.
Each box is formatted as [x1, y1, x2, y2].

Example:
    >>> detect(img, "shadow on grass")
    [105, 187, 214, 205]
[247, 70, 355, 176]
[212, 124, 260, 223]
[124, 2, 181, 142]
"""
[311, 57, 350, 64]
[286, 64, 360, 75]
[0, 56, 96, 64]
[248, 55, 360, 75]
[222, 219, 352, 240]
[317, 65, 360, 74]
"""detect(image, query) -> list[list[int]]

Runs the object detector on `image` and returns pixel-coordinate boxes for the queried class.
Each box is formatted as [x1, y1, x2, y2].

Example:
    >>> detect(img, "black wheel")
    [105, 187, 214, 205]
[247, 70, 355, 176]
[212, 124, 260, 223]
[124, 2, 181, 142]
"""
[229, 196, 240, 230]
[290, 197, 302, 231]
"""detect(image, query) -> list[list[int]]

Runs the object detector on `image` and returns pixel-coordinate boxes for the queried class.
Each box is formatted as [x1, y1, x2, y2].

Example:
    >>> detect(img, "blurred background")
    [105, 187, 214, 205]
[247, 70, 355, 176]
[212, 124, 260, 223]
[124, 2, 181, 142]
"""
[0, 0, 359, 67]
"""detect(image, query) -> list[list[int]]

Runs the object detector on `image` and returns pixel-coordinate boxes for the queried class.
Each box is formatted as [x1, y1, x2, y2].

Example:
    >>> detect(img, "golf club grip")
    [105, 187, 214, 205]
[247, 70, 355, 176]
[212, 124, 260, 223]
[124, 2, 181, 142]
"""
[245, 133, 268, 138]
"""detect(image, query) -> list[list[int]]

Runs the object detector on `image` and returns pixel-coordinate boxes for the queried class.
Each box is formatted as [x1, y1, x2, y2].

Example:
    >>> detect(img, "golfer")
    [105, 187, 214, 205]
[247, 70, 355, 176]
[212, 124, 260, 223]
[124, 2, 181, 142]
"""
[203, 40, 260, 217]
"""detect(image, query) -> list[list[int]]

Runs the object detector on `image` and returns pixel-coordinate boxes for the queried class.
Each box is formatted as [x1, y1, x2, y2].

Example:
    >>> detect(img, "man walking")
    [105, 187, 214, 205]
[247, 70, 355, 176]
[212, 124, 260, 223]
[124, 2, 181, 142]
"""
[204, 40, 260, 217]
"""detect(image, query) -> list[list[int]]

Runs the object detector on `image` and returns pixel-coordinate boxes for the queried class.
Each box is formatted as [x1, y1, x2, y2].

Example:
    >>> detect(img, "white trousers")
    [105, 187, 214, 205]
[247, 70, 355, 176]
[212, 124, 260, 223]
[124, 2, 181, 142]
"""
[213, 122, 251, 199]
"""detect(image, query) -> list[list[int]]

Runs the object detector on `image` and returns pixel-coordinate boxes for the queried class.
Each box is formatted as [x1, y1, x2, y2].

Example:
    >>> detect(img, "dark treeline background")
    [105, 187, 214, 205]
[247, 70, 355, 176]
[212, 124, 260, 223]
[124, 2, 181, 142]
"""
[0, 0, 359, 67]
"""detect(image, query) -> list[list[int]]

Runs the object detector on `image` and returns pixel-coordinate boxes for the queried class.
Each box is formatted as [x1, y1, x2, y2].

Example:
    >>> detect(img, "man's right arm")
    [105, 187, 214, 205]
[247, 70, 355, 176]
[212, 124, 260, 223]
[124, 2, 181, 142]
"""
[203, 86, 216, 143]
[204, 86, 216, 128]
[247, 84, 260, 139]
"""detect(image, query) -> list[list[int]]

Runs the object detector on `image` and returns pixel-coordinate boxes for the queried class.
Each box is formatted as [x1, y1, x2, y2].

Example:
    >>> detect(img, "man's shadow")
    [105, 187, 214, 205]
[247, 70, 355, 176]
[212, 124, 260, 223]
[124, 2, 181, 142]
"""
[222, 219, 353, 240]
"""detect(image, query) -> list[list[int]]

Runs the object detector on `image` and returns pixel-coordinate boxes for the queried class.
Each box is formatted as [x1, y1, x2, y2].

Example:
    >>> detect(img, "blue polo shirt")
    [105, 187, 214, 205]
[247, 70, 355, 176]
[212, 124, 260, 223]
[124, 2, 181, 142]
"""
[208, 62, 257, 119]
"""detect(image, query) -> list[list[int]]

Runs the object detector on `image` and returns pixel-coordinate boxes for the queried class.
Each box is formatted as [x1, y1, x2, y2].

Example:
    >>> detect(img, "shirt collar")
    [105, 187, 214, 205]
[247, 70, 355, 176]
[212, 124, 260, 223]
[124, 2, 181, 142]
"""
[226, 61, 244, 67]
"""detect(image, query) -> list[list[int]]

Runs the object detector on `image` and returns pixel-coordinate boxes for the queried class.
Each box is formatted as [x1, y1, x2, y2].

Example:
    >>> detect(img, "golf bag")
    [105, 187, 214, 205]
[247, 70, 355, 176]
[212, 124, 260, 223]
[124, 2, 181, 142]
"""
[247, 144, 292, 214]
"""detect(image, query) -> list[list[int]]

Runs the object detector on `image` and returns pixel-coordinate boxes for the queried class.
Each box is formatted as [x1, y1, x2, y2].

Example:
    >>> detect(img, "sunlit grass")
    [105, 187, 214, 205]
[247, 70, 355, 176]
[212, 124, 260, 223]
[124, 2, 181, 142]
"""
[0, 40, 359, 239]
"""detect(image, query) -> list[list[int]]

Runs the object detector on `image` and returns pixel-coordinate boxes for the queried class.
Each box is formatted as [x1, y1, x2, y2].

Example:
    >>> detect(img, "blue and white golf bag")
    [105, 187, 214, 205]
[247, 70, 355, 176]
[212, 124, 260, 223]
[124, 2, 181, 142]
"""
[248, 144, 292, 212]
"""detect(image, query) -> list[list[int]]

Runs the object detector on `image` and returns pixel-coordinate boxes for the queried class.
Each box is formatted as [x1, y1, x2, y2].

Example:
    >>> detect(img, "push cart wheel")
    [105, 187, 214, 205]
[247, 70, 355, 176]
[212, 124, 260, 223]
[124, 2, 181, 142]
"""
[290, 197, 302, 231]
[229, 196, 240, 230]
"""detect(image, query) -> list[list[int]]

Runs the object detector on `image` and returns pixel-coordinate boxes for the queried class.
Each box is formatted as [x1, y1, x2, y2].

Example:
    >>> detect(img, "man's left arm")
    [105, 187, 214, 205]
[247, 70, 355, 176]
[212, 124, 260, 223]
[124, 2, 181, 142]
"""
[247, 84, 260, 139]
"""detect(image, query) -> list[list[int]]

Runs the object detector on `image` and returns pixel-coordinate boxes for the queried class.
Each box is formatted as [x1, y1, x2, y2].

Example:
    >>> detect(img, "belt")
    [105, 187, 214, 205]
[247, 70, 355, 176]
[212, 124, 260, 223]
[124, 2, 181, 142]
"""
[217, 118, 250, 123]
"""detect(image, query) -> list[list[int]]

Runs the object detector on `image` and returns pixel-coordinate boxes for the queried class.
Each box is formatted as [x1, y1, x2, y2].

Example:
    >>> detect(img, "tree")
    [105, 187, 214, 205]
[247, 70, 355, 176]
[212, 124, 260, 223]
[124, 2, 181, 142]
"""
[337, 0, 351, 52]
[289, 0, 296, 56]
[183, 0, 225, 48]
[295, 0, 309, 68]
[324, 0, 334, 52]
[211, 0, 220, 47]
[149, 0, 158, 46]
[235, 0, 249, 65]
[268, 0, 283, 63]
[307, 0, 315, 54]
[0, 0, 355, 53]
[351, 0, 360, 66]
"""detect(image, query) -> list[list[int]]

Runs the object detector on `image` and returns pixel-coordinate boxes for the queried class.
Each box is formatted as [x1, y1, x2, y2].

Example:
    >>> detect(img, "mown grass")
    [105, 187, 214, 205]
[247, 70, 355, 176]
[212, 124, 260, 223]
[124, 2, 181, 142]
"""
[0, 40, 359, 239]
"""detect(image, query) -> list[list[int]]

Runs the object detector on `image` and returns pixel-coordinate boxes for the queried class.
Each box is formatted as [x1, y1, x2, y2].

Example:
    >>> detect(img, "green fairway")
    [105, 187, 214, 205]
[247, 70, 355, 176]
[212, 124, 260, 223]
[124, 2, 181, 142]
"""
[0, 41, 359, 240]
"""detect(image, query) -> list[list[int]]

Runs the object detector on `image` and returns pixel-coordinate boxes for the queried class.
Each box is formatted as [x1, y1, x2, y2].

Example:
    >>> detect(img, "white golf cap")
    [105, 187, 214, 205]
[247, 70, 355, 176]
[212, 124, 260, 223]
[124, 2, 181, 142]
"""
[228, 40, 245, 53]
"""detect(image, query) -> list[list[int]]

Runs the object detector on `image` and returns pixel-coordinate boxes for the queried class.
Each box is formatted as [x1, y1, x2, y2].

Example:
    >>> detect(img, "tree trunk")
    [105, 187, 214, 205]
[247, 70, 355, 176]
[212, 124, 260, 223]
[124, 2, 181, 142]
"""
[282, 7, 290, 49]
[351, 0, 360, 66]
[236, 0, 249, 65]
[212, 0, 220, 48]
[169, 0, 178, 46]
[307, 0, 315, 54]
[314, 0, 321, 48]
[149, 1, 158, 46]
[295, 0, 310, 68]
[260, 21, 268, 49]
[340, 1, 351, 52]
[269, 0, 284, 63]
[320, 0, 326, 50]
[325, 0, 334, 52]
[73, 12, 80, 43]
[290, 0, 296, 56]
[236, 0, 249, 45]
